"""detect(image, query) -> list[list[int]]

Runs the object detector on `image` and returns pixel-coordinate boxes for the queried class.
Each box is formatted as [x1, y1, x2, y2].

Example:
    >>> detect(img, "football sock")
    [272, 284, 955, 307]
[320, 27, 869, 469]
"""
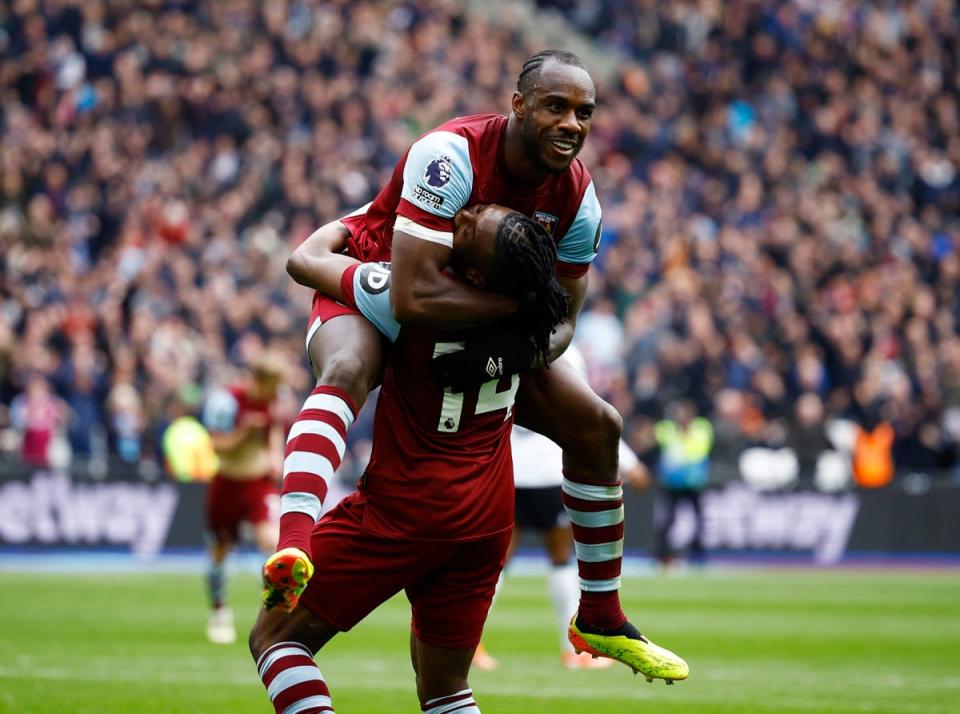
[257, 641, 334, 713]
[548, 563, 579, 652]
[421, 689, 480, 713]
[278, 385, 357, 553]
[560, 477, 627, 630]
[207, 561, 226, 610]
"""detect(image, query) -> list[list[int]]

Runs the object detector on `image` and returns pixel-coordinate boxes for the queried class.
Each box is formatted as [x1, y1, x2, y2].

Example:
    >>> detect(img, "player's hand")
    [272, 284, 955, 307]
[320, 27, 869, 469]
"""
[261, 547, 315, 612]
[433, 328, 538, 392]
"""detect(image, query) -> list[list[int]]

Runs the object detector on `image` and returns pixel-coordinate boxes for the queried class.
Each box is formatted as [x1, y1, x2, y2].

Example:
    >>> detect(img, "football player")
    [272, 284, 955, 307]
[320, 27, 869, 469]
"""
[251, 206, 569, 713]
[269, 49, 687, 686]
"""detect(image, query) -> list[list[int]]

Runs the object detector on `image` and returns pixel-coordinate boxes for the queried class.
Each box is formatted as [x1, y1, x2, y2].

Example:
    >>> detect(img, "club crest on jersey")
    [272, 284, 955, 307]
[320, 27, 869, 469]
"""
[424, 155, 453, 188]
[532, 211, 559, 236]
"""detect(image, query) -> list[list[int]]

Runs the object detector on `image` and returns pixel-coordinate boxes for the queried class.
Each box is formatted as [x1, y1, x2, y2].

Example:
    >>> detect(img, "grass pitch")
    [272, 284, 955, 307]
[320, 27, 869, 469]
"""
[0, 566, 957, 713]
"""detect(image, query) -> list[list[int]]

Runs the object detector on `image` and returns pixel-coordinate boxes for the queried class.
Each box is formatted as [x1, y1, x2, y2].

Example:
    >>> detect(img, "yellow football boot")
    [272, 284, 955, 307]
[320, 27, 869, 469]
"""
[568, 615, 689, 683]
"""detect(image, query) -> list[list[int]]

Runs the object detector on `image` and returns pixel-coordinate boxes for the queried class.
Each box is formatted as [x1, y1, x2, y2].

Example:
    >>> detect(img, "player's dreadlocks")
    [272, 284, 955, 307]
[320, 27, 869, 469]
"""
[517, 50, 587, 95]
[489, 212, 570, 366]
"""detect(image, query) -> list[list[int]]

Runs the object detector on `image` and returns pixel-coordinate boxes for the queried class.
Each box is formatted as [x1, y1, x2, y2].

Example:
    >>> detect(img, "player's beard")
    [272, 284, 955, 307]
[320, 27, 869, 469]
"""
[520, 120, 566, 175]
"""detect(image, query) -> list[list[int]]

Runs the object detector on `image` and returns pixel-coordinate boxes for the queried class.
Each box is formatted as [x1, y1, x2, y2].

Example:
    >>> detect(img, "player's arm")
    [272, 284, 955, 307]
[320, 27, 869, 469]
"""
[390, 231, 517, 328]
[285, 217, 359, 298]
[542, 272, 587, 364]
[542, 179, 602, 363]
[389, 130, 516, 328]
[268, 418, 285, 481]
[434, 181, 602, 388]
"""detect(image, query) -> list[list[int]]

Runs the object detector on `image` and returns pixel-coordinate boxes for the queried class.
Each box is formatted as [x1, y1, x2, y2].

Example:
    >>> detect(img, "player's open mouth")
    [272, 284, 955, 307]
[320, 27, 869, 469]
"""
[549, 138, 578, 156]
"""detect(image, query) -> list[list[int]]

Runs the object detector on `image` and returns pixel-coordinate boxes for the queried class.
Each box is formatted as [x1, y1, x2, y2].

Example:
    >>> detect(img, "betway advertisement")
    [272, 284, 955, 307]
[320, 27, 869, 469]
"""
[0, 466, 205, 557]
[1, 464, 957, 560]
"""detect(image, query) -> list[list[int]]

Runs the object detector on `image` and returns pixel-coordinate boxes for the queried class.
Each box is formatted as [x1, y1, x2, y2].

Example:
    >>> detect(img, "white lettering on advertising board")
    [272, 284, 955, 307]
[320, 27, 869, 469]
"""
[669, 482, 860, 563]
[0, 472, 179, 557]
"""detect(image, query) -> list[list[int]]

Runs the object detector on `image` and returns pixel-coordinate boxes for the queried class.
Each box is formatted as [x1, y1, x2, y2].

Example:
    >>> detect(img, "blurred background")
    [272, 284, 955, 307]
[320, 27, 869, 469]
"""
[1, 0, 959, 564]
[2, 2, 960, 713]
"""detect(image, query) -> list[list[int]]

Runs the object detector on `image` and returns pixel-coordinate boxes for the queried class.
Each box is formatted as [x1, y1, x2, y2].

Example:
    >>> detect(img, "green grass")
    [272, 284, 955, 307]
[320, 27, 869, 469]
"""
[1, 568, 958, 713]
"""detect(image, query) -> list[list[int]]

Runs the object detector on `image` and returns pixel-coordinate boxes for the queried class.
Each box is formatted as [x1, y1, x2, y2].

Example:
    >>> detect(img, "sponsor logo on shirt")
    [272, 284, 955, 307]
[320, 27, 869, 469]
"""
[358, 262, 392, 294]
[424, 155, 453, 188]
[485, 356, 504, 379]
[413, 184, 445, 210]
[532, 210, 559, 236]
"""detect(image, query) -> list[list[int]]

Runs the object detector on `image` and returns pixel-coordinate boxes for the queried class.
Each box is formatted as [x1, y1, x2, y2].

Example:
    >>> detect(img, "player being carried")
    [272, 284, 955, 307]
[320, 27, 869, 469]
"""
[251, 205, 573, 713]
[265, 49, 687, 684]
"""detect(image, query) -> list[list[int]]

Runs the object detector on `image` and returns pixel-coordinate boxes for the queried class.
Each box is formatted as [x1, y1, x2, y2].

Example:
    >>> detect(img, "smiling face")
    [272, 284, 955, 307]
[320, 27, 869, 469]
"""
[513, 59, 596, 175]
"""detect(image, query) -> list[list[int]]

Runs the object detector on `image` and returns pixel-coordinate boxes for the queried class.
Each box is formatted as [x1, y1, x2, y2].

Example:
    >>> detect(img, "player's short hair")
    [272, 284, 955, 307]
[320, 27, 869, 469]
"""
[488, 213, 570, 366]
[517, 50, 588, 95]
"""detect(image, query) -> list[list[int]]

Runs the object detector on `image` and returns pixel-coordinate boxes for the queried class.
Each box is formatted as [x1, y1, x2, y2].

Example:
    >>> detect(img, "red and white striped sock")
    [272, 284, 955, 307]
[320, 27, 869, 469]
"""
[278, 385, 357, 553]
[257, 641, 334, 713]
[561, 477, 627, 630]
[421, 689, 481, 713]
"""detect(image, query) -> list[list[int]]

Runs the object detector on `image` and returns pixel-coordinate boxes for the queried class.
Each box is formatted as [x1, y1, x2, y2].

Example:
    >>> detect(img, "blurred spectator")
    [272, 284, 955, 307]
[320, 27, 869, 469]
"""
[0, 0, 957, 486]
[9, 373, 68, 469]
[107, 382, 145, 464]
[852, 419, 896, 488]
[787, 392, 832, 486]
[652, 399, 713, 565]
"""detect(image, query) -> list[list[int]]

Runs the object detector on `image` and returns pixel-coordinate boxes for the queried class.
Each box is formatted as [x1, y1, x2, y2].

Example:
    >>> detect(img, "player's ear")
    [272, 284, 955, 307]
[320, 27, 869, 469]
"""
[463, 266, 485, 289]
[511, 91, 525, 119]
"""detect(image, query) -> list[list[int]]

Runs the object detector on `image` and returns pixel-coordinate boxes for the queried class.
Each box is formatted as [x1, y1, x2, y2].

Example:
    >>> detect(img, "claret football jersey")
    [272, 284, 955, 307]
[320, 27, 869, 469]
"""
[343, 114, 602, 278]
[338, 261, 517, 542]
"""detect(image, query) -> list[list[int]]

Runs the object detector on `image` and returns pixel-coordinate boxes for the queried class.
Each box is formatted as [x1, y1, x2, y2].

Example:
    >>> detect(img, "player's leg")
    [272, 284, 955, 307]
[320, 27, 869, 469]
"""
[205, 475, 239, 643]
[411, 636, 481, 714]
[249, 605, 339, 713]
[205, 537, 237, 644]
[542, 521, 601, 669]
[266, 298, 383, 609]
[514, 361, 625, 626]
[253, 493, 413, 713]
[469, 525, 519, 672]
[249, 479, 280, 556]
[686, 490, 706, 564]
[515, 362, 688, 682]
[408, 531, 510, 713]
[252, 519, 279, 556]
[653, 489, 680, 566]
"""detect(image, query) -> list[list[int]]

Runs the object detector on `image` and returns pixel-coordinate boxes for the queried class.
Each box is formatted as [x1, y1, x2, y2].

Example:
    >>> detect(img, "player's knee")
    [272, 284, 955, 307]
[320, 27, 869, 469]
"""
[315, 351, 376, 396]
[248, 620, 267, 662]
[577, 398, 622, 455]
[604, 401, 624, 448]
[247, 611, 292, 662]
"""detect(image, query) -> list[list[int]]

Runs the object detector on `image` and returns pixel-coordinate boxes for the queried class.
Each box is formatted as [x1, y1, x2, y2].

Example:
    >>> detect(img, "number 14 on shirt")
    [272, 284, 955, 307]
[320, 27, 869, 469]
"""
[434, 341, 520, 433]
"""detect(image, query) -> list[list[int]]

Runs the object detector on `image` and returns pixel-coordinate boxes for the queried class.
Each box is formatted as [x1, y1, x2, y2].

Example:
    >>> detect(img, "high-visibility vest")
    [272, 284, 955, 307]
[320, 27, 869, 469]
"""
[655, 417, 714, 489]
[163, 416, 219, 482]
[852, 422, 894, 488]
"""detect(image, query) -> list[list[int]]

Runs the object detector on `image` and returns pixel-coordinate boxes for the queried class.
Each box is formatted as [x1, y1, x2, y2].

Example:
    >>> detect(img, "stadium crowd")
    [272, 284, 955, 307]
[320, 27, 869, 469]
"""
[1, 0, 958, 486]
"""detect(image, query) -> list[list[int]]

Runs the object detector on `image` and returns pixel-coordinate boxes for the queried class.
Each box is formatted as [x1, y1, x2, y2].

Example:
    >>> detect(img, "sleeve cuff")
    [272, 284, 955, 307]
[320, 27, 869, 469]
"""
[394, 215, 454, 248]
[556, 261, 590, 279]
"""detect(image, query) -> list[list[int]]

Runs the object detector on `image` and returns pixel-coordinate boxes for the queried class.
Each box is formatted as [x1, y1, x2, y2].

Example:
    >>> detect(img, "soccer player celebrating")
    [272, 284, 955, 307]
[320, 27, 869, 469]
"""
[250, 206, 571, 713]
[266, 49, 688, 682]
[201, 351, 286, 644]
